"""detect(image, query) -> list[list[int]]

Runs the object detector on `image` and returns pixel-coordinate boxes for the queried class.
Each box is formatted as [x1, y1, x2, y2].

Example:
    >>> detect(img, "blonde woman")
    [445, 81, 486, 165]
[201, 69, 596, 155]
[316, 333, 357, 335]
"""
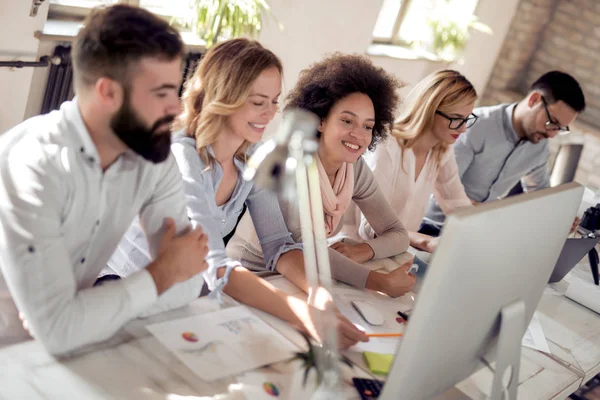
[228, 54, 415, 298]
[105, 39, 367, 349]
[351, 70, 477, 253]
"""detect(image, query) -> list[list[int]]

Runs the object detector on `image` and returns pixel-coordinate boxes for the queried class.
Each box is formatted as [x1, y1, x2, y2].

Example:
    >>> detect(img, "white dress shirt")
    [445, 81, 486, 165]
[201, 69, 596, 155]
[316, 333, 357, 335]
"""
[0, 100, 202, 355]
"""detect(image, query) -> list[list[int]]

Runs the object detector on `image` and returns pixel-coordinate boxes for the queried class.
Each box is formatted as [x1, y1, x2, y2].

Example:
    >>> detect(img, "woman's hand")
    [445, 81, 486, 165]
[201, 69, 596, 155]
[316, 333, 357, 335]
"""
[366, 260, 416, 297]
[288, 287, 369, 349]
[329, 242, 374, 263]
[410, 232, 439, 253]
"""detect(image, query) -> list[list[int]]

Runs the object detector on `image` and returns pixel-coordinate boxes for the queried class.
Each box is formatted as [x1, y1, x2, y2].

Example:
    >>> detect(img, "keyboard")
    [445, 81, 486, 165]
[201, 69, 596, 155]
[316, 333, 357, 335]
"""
[352, 377, 384, 400]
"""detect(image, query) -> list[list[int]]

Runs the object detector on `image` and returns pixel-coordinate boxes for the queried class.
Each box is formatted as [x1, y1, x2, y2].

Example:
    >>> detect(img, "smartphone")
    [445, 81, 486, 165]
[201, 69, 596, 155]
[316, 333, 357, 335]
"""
[352, 377, 384, 400]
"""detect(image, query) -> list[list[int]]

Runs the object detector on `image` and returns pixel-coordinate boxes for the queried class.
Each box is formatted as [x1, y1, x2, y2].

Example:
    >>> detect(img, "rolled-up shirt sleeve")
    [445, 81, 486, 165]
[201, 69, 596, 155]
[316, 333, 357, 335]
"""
[245, 184, 302, 271]
[521, 159, 551, 192]
[136, 155, 205, 317]
[0, 148, 157, 356]
[170, 142, 238, 292]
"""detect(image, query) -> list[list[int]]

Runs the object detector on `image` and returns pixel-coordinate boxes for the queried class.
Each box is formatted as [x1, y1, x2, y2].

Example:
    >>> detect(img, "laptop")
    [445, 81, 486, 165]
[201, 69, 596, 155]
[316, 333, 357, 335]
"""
[549, 237, 600, 283]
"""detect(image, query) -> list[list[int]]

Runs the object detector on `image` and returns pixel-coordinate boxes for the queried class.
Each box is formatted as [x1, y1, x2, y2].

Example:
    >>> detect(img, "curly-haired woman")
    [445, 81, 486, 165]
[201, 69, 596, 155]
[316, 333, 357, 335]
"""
[105, 39, 368, 349]
[228, 53, 415, 298]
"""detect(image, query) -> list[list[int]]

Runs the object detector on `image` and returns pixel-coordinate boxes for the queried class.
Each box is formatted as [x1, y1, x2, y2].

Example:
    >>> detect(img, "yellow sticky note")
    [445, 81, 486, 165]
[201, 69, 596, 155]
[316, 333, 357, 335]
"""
[363, 351, 394, 375]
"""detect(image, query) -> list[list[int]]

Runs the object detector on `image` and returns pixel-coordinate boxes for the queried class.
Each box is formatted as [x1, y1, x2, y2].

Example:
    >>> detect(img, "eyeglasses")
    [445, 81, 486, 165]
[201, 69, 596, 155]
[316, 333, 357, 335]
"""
[541, 96, 570, 134]
[435, 111, 478, 130]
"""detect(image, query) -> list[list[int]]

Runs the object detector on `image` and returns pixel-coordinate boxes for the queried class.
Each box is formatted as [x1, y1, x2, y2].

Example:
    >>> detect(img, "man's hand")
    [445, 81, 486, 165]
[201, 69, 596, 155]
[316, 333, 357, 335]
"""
[18, 312, 32, 337]
[146, 218, 209, 294]
[366, 260, 416, 298]
[570, 217, 581, 234]
[329, 242, 374, 264]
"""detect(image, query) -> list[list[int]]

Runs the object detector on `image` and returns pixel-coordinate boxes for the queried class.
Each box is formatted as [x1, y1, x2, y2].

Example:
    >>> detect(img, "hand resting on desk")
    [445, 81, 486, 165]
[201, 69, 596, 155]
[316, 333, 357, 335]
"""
[409, 232, 439, 254]
[365, 260, 416, 298]
[301, 286, 369, 349]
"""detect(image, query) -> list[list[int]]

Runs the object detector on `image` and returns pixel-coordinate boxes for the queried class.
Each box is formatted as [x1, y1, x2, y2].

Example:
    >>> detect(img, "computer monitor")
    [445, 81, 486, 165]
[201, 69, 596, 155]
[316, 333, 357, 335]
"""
[380, 182, 584, 400]
[550, 143, 583, 187]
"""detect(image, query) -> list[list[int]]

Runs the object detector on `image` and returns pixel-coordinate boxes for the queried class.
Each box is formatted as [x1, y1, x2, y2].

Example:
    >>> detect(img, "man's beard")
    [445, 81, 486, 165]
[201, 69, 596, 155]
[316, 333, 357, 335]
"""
[110, 99, 175, 163]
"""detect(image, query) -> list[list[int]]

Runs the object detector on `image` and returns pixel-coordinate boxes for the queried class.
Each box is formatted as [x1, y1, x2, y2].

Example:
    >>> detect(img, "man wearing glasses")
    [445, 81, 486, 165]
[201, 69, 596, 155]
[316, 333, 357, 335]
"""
[421, 71, 585, 236]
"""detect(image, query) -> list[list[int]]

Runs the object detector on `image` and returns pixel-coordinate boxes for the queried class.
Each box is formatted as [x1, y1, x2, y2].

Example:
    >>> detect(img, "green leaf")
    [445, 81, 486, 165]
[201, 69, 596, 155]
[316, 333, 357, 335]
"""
[183, 0, 281, 48]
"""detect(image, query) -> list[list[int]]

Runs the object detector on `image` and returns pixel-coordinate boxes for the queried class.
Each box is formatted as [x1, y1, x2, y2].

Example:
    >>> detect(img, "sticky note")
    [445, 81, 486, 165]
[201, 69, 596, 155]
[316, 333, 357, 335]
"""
[363, 351, 394, 375]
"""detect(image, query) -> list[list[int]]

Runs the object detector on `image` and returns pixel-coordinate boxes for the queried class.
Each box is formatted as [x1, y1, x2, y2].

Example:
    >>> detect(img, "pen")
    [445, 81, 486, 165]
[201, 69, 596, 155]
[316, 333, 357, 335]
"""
[366, 333, 403, 338]
[397, 311, 410, 321]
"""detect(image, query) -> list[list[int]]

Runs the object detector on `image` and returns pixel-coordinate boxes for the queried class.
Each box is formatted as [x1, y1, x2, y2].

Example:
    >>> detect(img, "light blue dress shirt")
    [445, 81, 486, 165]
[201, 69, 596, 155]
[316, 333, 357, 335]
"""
[106, 130, 301, 299]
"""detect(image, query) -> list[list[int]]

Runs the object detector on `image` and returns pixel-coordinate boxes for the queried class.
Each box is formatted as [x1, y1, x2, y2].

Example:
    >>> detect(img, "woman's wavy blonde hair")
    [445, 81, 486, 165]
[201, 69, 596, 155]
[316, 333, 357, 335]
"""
[176, 38, 283, 167]
[393, 69, 477, 167]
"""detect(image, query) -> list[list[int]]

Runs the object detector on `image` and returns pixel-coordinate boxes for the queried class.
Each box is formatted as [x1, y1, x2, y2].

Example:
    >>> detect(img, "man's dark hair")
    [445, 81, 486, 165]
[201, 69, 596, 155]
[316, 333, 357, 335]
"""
[531, 71, 586, 112]
[72, 5, 185, 89]
[285, 53, 403, 151]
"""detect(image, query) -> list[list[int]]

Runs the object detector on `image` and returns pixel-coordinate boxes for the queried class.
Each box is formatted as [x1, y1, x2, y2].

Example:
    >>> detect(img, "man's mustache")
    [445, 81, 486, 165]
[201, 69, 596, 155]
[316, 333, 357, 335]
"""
[151, 115, 176, 133]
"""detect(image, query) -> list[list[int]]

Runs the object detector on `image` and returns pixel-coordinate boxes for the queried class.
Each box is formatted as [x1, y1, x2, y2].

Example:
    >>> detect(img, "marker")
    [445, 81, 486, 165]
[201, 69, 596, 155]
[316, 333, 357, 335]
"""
[366, 333, 403, 338]
[397, 311, 410, 321]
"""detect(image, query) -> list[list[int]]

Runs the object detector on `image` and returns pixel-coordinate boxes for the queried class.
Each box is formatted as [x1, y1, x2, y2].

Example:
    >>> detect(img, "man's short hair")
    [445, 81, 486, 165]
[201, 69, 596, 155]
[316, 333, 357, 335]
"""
[72, 4, 185, 89]
[531, 71, 586, 112]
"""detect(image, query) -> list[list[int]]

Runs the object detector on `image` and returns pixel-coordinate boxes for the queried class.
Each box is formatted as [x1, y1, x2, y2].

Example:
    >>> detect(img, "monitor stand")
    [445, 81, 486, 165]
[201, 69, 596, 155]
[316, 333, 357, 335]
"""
[433, 300, 526, 400]
[488, 300, 526, 400]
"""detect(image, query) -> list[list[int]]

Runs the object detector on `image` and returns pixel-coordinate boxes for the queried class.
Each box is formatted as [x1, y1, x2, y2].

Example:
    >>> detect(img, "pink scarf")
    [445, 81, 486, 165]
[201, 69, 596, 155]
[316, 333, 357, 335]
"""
[316, 156, 354, 237]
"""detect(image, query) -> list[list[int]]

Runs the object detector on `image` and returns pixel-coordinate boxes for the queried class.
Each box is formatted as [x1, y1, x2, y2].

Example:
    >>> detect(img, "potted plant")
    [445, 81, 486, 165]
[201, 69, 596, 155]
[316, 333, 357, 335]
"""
[178, 0, 282, 48]
[291, 331, 355, 389]
[421, 0, 492, 61]
[427, 14, 492, 60]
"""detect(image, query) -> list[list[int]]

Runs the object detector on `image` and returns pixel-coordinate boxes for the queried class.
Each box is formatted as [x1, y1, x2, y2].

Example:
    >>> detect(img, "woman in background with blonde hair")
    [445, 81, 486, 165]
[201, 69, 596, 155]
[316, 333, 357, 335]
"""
[105, 38, 367, 349]
[350, 69, 478, 253]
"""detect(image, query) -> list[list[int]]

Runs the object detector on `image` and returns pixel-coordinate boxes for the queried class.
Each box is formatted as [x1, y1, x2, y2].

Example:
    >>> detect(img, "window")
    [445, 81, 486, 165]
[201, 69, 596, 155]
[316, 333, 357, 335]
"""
[372, 0, 481, 59]
[48, 0, 193, 19]
[138, 0, 193, 19]
[51, 0, 119, 6]
[46, 0, 204, 47]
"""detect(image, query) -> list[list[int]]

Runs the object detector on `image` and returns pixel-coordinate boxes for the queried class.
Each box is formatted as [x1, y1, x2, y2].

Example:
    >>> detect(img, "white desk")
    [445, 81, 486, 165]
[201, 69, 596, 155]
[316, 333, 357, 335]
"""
[538, 263, 600, 384]
[0, 292, 371, 400]
[266, 275, 585, 400]
[346, 253, 600, 400]
[0, 265, 598, 399]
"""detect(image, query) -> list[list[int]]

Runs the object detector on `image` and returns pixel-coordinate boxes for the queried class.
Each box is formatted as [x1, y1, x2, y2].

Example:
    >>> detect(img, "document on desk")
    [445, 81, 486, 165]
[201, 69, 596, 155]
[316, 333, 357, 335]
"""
[333, 286, 411, 354]
[521, 312, 551, 354]
[146, 306, 297, 381]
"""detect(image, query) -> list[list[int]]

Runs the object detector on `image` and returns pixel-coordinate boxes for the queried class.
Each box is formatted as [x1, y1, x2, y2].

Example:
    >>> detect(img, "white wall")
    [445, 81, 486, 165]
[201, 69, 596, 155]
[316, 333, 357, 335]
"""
[259, 0, 520, 106]
[258, 0, 444, 99]
[0, 0, 49, 133]
[450, 0, 521, 95]
[9, 0, 518, 129]
[258, 0, 384, 92]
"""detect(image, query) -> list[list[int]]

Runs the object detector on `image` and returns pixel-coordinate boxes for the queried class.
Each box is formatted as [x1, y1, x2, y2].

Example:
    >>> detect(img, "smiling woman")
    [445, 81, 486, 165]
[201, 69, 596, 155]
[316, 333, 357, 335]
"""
[103, 38, 369, 350]
[227, 53, 417, 299]
[343, 69, 477, 253]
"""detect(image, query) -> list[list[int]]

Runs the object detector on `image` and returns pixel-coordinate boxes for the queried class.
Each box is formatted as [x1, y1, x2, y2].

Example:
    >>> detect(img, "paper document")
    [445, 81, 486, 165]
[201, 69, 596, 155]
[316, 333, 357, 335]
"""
[147, 306, 297, 381]
[521, 312, 551, 354]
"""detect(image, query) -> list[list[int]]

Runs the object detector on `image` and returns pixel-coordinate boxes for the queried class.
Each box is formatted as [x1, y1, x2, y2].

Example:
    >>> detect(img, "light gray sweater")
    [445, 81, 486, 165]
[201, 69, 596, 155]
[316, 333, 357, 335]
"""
[226, 157, 410, 288]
